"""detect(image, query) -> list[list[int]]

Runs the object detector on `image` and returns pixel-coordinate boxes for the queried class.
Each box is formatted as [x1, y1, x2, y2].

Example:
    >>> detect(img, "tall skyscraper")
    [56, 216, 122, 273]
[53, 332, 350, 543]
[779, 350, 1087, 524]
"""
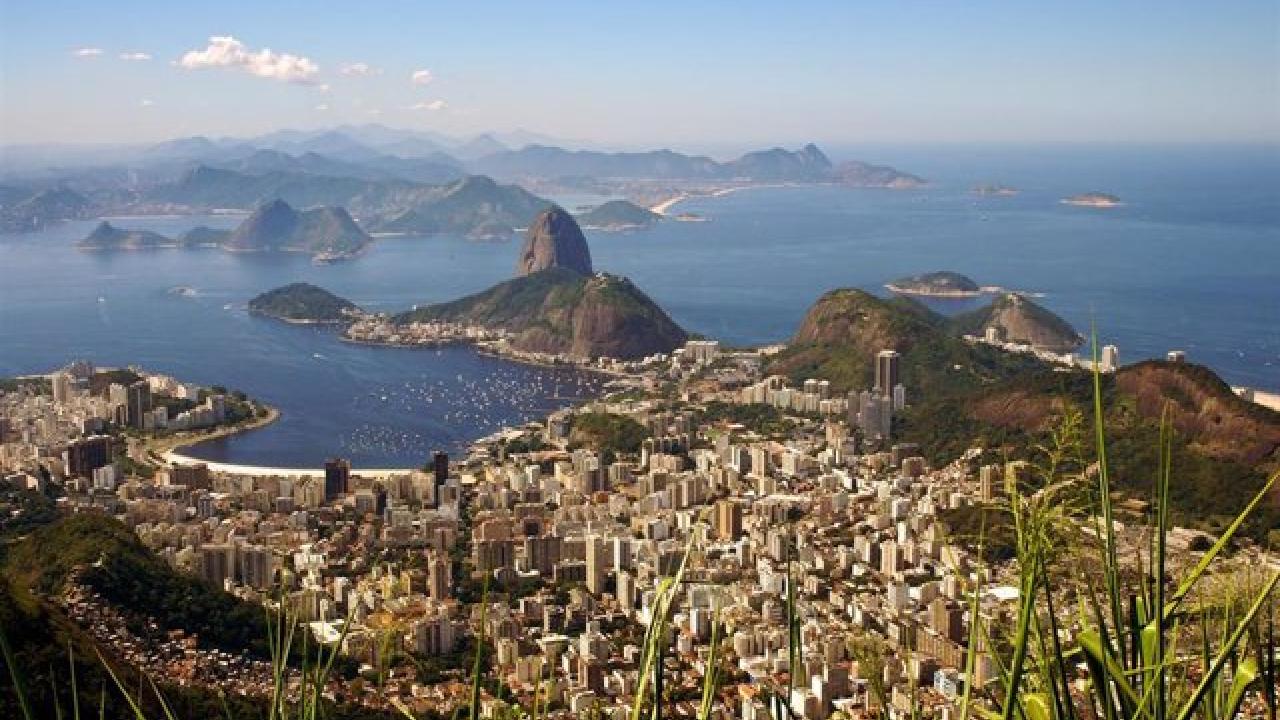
[874, 350, 900, 397]
[324, 458, 351, 501]
[585, 535, 608, 595]
[432, 450, 449, 486]
[1101, 345, 1120, 373]
[427, 552, 451, 601]
[120, 380, 151, 429]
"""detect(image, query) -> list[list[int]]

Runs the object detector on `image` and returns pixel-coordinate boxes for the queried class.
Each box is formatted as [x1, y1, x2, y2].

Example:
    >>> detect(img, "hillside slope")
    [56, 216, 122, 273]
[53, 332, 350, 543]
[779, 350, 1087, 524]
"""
[396, 267, 688, 359]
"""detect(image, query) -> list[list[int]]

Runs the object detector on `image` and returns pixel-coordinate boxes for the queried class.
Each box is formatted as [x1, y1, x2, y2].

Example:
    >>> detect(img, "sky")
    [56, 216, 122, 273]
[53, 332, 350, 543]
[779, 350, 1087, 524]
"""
[1, 1, 1277, 150]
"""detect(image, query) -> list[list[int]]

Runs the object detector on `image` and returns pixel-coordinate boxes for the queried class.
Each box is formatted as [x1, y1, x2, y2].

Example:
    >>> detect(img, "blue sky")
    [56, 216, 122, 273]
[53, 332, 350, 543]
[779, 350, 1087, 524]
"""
[1, 1, 1276, 149]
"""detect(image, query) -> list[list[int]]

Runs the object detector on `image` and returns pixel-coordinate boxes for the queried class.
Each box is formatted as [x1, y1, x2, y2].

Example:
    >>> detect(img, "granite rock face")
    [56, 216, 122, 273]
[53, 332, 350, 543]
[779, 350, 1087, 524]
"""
[516, 207, 593, 277]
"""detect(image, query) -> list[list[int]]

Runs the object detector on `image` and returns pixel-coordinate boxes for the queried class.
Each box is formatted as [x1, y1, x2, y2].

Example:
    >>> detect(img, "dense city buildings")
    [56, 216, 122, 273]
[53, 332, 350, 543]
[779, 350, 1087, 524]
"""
[0, 343, 1270, 719]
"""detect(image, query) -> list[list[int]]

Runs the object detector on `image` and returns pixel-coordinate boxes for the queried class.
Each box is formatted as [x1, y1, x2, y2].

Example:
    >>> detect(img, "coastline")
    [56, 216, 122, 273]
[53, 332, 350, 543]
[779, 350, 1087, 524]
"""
[160, 449, 415, 479]
[143, 405, 282, 462]
[648, 183, 798, 216]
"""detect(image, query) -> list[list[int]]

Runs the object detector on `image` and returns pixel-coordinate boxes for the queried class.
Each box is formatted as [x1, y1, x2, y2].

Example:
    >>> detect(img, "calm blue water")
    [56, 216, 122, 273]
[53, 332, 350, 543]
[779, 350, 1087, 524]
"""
[1, 144, 1276, 466]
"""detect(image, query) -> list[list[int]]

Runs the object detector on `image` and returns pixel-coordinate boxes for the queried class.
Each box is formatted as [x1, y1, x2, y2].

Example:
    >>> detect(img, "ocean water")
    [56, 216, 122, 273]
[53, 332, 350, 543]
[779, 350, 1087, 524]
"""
[1, 144, 1276, 466]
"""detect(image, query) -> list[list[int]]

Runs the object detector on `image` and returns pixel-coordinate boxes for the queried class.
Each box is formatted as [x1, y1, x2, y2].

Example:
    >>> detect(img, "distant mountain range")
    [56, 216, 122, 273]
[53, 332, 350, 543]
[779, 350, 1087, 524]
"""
[470, 142, 922, 186]
[0, 125, 925, 235]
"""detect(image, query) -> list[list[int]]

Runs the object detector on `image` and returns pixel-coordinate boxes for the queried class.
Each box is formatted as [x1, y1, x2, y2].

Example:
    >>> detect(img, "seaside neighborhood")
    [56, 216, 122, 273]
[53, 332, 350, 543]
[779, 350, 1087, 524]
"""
[4, 321, 1277, 718]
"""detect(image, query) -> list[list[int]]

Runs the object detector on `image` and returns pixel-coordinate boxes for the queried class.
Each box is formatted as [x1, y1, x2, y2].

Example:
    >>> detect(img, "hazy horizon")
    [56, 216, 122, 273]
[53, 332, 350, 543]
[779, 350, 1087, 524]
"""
[2, 1, 1277, 148]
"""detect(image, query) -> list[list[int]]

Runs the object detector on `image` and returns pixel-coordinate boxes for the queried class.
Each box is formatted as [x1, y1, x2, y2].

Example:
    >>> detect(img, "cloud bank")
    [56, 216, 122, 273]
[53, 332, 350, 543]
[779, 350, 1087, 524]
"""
[411, 69, 434, 85]
[177, 36, 319, 83]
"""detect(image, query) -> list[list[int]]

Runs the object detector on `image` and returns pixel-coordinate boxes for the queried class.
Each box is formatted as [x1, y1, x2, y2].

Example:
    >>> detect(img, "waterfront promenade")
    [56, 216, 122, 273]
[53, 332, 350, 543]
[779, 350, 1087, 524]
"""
[161, 450, 415, 479]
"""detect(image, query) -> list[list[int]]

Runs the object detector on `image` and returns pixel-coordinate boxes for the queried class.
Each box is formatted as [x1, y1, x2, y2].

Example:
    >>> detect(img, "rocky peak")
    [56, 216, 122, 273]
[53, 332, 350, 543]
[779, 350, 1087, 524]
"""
[516, 207, 593, 277]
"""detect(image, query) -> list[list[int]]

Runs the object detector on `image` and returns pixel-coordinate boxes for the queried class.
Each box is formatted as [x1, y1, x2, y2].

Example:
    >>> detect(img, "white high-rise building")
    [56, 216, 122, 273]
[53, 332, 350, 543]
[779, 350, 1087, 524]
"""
[1101, 345, 1120, 372]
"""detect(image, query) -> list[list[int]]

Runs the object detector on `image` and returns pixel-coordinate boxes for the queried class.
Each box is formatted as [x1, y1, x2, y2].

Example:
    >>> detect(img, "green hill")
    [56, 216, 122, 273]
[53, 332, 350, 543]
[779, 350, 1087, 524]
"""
[372, 175, 550, 237]
[248, 282, 361, 323]
[225, 199, 371, 258]
[766, 288, 1044, 397]
[949, 292, 1083, 352]
[897, 360, 1280, 540]
[576, 200, 661, 230]
[395, 267, 688, 359]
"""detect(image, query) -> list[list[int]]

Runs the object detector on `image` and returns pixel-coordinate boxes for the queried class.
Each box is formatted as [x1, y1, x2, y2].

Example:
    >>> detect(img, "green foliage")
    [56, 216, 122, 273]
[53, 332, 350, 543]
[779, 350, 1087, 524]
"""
[696, 401, 795, 437]
[89, 369, 142, 396]
[899, 367, 1280, 539]
[0, 487, 60, 537]
[577, 200, 660, 228]
[3, 515, 274, 657]
[249, 282, 360, 322]
[0, 377, 51, 394]
[570, 412, 649, 455]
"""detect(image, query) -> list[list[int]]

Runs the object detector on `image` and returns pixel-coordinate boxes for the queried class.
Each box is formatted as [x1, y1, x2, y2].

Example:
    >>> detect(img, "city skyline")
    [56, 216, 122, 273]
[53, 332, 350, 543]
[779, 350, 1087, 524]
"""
[2, 0, 1278, 149]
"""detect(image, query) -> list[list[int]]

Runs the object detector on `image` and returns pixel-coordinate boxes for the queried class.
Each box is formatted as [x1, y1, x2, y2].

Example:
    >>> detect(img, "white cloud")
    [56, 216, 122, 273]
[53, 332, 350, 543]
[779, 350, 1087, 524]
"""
[340, 62, 381, 77]
[410, 99, 447, 111]
[367, 108, 383, 116]
[140, 99, 155, 107]
[73, 48, 103, 58]
[316, 83, 331, 93]
[177, 36, 319, 84]
[410, 69, 433, 85]
[119, 52, 152, 61]
[315, 104, 329, 111]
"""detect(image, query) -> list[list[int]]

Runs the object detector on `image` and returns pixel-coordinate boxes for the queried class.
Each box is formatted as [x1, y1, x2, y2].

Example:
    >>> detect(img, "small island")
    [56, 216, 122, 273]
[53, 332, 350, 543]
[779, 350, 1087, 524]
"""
[76, 221, 183, 251]
[248, 282, 362, 324]
[972, 184, 1019, 196]
[576, 200, 662, 231]
[1061, 192, 1122, 208]
[74, 200, 371, 260]
[886, 271, 983, 298]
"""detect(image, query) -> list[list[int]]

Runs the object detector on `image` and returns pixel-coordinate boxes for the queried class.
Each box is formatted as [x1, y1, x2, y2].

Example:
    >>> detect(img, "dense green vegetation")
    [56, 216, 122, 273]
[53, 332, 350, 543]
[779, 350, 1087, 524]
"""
[249, 282, 360, 322]
[0, 376, 50, 394]
[768, 289, 1047, 396]
[396, 267, 687, 359]
[88, 369, 142, 395]
[569, 412, 649, 455]
[3, 515, 272, 656]
[899, 367, 1280, 541]
[576, 200, 660, 228]
[696, 401, 795, 436]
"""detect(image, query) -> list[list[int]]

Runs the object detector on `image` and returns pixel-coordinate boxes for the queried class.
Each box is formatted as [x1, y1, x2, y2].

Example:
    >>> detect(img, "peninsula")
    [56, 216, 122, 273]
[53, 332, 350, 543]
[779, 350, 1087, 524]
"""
[345, 207, 688, 362]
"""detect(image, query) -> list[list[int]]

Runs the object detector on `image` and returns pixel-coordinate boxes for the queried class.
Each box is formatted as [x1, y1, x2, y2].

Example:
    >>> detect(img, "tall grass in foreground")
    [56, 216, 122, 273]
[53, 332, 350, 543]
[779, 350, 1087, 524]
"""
[962, 342, 1280, 720]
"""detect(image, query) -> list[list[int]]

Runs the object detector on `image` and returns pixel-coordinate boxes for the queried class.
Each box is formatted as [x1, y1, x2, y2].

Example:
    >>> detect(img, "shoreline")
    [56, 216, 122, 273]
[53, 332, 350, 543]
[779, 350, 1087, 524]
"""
[648, 183, 798, 216]
[143, 405, 282, 462]
[161, 449, 416, 478]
